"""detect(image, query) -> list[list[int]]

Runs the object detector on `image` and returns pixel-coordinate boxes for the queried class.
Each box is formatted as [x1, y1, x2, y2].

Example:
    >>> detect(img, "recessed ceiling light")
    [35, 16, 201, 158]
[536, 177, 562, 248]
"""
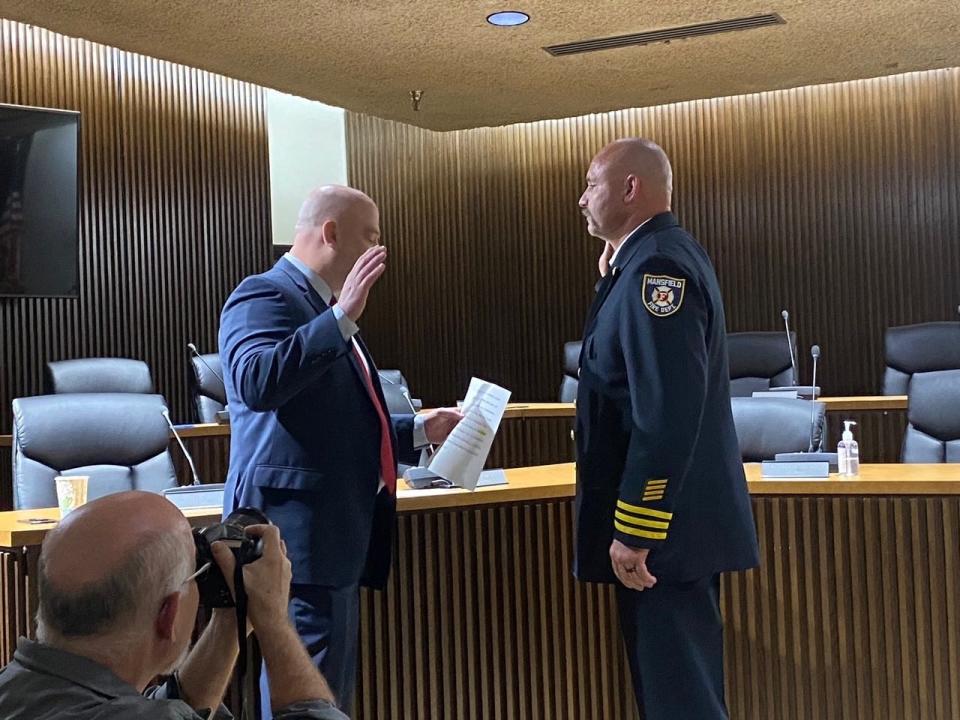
[487, 11, 530, 27]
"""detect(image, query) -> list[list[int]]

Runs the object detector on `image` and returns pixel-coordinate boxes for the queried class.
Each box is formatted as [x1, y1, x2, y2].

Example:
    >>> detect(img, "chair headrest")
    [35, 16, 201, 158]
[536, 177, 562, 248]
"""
[45, 358, 154, 394]
[731, 397, 826, 460]
[885, 322, 960, 374]
[190, 353, 226, 402]
[727, 332, 794, 380]
[908, 369, 960, 440]
[13, 393, 171, 468]
[563, 341, 582, 376]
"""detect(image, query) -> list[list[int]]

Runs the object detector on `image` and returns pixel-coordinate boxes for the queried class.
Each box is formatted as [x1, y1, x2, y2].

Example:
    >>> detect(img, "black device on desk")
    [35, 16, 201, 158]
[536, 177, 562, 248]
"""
[402, 466, 509, 490]
[764, 385, 821, 399]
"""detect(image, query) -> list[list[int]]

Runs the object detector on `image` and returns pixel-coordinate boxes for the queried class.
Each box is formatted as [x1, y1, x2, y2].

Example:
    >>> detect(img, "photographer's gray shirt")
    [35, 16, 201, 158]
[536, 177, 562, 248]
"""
[0, 638, 349, 720]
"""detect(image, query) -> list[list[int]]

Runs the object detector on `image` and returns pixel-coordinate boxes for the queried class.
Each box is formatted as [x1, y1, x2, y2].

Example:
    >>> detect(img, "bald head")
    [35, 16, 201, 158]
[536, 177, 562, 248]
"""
[43, 492, 191, 589]
[290, 184, 382, 294]
[579, 138, 673, 244]
[595, 138, 673, 199]
[295, 185, 376, 231]
[37, 492, 194, 643]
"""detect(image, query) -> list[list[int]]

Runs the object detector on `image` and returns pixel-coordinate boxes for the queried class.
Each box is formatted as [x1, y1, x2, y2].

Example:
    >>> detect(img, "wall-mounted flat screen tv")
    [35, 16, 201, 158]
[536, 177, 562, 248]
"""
[0, 103, 79, 297]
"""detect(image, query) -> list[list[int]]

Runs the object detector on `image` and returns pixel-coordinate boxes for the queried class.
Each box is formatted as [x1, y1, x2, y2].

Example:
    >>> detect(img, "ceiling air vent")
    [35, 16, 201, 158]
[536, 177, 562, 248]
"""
[543, 13, 786, 57]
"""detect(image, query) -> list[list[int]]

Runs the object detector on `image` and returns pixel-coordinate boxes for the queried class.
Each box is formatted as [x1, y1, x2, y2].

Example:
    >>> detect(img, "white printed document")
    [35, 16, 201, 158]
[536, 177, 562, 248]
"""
[427, 378, 511, 490]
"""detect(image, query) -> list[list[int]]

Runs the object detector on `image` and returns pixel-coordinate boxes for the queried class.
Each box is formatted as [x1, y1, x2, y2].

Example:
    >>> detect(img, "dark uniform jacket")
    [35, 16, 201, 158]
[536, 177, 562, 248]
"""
[574, 212, 760, 584]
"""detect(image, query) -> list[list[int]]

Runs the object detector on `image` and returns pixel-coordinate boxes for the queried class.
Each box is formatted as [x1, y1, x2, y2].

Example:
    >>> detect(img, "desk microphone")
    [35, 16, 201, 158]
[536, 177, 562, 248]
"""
[161, 409, 202, 486]
[771, 344, 837, 472]
[781, 310, 799, 386]
[187, 342, 225, 387]
[808, 345, 821, 452]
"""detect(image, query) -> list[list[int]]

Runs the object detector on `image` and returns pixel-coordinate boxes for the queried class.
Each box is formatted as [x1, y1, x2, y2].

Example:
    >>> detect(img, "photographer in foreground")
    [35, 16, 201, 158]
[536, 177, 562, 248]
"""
[0, 491, 348, 719]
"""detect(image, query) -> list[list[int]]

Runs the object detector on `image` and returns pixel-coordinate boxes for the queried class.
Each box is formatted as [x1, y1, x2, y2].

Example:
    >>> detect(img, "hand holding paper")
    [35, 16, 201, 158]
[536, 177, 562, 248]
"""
[427, 378, 511, 490]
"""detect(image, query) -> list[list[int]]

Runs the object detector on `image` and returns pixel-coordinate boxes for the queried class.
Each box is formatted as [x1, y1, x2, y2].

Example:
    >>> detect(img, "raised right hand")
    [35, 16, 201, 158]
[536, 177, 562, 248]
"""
[337, 246, 387, 322]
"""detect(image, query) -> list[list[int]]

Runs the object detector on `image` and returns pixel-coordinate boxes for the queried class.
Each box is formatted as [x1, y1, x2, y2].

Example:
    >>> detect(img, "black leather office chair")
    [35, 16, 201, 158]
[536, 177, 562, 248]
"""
[11, 393, 178, 509]
[883, 322, 960, 395]
[45, 358, 154, 394]
[901, 369, 960, 463]
[731, 397, 826, 462]
[190, 353, 226, 423]
[727, 332, 796, 397]
[559, 341, 581, 402]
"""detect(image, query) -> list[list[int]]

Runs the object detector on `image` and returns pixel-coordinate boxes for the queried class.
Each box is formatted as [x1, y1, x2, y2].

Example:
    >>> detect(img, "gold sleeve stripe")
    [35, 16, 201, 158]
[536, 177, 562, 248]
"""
[614, 520, 667, 541]
[642, 494, 665, 501]
[617, 500, 673, 520]
[646, 479, 668, 487]
[614, 510, 669, 530]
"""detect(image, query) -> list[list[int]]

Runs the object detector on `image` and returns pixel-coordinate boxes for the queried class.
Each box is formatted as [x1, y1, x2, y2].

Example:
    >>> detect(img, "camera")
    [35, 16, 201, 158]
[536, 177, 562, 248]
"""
[191, 507, 268, 608]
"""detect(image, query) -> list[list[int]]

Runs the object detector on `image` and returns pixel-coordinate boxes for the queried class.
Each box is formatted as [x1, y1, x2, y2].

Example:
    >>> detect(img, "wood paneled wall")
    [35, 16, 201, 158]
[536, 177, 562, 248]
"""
[0, 20, 272, 434]
[346, 69, 960, 425]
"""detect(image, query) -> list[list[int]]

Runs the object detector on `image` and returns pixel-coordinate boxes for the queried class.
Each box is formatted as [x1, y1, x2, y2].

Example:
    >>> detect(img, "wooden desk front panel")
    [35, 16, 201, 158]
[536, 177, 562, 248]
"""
[352, 493, 960, 720]
[1, 492, 958, 719]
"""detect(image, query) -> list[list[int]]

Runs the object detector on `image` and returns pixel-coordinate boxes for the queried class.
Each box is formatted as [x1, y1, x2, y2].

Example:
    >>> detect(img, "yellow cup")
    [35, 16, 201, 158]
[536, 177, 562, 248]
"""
[55, 476, 89, 518]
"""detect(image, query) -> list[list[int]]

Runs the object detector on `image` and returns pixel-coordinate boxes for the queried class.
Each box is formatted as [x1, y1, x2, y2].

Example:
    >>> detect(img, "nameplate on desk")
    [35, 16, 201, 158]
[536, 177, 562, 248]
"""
[752, 390, 799, 399]
[476, 469, 508, 488]
[162, 483, 225, 509]
[775, 451, 839, 472]
[215, 409, 230, 424]
[761, 461, 830, 478]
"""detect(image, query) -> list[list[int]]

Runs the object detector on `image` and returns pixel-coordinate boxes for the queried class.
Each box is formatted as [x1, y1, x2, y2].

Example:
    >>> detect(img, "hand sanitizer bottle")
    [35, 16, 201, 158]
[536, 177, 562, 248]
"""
[837, 420, 859, 477]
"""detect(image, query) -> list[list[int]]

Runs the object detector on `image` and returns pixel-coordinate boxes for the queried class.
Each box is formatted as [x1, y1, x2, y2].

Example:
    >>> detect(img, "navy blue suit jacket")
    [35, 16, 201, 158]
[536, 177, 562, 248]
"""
[219, 257, 418, 589]
[574, 212, 759, 584]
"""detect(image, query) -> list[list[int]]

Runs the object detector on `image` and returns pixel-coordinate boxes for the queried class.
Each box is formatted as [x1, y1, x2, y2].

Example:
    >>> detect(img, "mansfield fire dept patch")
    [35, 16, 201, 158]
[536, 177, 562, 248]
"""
[643, 274, 686, 317]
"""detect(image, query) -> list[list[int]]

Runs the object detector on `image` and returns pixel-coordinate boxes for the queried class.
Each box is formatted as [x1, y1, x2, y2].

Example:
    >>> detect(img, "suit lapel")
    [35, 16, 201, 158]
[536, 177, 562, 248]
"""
[276, 258, 327, 316]
[582, 270, 619, 336]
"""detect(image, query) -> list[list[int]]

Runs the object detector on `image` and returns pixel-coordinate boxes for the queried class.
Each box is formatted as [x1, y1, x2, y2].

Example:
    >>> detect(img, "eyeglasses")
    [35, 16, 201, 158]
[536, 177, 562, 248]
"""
[181, 561, 212, 586]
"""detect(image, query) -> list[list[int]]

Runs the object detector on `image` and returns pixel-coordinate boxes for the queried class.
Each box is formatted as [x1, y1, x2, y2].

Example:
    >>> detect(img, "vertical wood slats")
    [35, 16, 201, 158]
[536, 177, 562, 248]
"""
[346, 69, 960, 419]
[352, 495, 960, 720]
[0, 21, 271, 453]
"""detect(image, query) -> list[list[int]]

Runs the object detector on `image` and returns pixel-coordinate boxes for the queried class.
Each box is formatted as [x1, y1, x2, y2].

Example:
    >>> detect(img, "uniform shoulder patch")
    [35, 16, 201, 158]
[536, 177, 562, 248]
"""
[642, 273, 686, 317]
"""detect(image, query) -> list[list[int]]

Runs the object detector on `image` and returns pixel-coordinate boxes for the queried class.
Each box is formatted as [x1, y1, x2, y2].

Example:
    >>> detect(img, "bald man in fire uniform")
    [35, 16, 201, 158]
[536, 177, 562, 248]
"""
[573, 138, 760, 720]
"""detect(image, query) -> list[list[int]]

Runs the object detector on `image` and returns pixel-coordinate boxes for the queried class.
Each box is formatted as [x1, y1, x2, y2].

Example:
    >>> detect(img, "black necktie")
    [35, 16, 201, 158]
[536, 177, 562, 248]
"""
[584, 269, 619, 331]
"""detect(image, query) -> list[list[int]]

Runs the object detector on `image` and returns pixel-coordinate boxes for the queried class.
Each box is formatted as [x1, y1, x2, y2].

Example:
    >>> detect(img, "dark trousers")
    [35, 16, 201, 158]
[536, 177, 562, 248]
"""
[615, 574, 728, 720]
[259, 583, 359, 720]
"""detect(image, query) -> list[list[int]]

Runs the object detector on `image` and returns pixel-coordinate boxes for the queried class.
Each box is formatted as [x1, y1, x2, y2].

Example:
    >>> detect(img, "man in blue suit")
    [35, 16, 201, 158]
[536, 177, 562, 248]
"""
[219, 185, 461, 719]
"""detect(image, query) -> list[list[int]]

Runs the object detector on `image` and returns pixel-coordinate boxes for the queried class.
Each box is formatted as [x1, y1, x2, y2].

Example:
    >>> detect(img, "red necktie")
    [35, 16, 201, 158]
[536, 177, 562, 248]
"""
[350, 341, 397, 494]
[328, 298, 396, 493]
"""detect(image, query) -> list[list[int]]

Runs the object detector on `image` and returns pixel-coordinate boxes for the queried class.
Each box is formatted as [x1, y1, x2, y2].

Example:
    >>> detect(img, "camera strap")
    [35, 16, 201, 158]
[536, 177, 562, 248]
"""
[234, 561, 249, 675]
[234, 562, 250, 718]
